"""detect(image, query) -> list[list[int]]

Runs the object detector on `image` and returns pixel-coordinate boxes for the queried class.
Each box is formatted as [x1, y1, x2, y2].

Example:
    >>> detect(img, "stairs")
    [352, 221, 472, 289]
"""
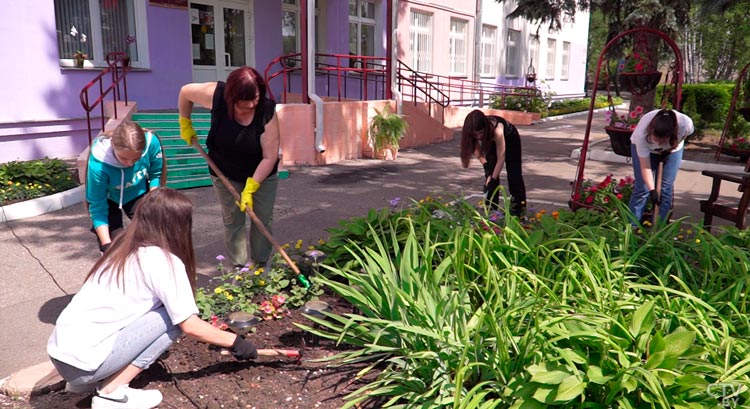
[131, 112, 213, 190]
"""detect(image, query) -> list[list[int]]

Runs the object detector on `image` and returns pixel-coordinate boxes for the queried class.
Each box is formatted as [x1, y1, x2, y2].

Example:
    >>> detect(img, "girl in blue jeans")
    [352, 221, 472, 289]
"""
[629, 109, 694, 224]
[48, 189, 258, 409]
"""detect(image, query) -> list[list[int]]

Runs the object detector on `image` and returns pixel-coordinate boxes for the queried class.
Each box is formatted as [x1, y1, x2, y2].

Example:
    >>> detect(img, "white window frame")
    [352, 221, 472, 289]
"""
[409, 10, 432, 72]
[349, 0, 377, 57]
[528, 35, 539, 77]
[504, 29, 521, 78]
[449, 18, 468, 76]
[479, 24, 497, 77]
[56, 0, 149, 69]
[561, 41, 571, 80]
[546, 38, 557, 80]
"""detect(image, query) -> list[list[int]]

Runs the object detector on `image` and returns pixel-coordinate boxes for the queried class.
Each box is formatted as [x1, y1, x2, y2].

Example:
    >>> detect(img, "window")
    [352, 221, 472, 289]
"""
[54, 0, 148, 68]
[409, 10, 432, 72]
[528, 35, 539, 77]
[561, 41, 571, 80]
[479, 25, 497, 77]
[505, 29, 521, 77]
[449, 18, 468, 76]
[546, 38, 557, 79]
[282, 0, 299, 56]
[349, 0, 376, 61]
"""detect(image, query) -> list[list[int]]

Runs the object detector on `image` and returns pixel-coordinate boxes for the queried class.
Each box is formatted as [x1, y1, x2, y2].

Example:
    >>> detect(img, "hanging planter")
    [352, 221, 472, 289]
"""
[604, 127, 633, 157]
[619, 72, 662, 95]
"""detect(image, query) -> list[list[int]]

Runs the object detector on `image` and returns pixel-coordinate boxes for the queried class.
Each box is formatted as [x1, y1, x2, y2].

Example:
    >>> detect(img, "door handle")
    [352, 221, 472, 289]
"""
[225, 53, 231, 67]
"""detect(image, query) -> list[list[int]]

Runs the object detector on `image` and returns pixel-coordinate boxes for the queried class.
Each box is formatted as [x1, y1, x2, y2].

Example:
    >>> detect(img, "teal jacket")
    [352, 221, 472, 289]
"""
[86, 131, 163, 229]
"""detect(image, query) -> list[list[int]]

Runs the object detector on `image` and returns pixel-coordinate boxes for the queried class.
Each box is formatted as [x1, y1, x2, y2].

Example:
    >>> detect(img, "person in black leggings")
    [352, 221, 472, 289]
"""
[460, 109, 526, 216]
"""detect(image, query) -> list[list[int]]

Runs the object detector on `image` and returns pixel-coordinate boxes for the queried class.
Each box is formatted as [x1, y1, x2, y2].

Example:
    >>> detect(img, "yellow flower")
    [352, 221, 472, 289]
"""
[295, 240, 303, 249]
[695, 239, 701, 244]
[214, 287, 223, 294]
[307, 245, 315, 250]
[282, 243, 290, 249]
[425, 196, 433, 202]
[257, 267, 264, 274]
[318, 239, 326, 245]
[419, 199, 424, 204]
[551, 211, 559, 219]
[259, 280, 265, 286]
[643, 220, 652, 227]
[677, 235, 684, 240]
[225, 293, 234, 300]
[235, 275, 243, 281]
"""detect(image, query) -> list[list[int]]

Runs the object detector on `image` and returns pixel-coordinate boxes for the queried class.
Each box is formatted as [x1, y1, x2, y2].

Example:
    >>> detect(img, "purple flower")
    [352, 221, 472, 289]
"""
[216, 255, 225, 261]
[390, 197, 401, 207]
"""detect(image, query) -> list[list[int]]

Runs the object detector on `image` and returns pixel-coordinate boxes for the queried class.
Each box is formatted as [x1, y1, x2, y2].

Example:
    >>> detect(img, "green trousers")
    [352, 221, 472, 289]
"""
[211, 174, 278, 267]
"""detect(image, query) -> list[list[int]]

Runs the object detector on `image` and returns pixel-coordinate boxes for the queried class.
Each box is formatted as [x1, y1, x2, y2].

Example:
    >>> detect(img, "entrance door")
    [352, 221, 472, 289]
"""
[190, 0, 253, 83]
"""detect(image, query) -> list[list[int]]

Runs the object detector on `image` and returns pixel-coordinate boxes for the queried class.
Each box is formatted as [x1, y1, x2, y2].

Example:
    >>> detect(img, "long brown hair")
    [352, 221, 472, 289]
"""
[85, 188, 197, 290]
[460, 109, 492, 168]
[647, 109, 679, 148]
[224, 66, 268, 121]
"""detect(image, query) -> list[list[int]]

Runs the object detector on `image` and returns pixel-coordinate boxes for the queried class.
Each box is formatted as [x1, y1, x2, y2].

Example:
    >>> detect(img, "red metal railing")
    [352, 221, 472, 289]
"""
[79, 51, 131, 144]
[264, 53, 389, 103]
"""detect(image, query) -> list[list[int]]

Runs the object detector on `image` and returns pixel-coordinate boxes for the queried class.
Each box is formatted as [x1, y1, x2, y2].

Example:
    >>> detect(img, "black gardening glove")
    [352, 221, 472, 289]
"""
[231, 335, 258, 360]
[649, 189, 661, 206]
[99, 242, 112, 254]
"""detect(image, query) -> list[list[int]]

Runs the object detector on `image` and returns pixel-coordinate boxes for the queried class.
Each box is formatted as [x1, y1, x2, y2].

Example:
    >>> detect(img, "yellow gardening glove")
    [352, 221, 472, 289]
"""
[238, 177, 260, 212]
[178, 117, 197, 146]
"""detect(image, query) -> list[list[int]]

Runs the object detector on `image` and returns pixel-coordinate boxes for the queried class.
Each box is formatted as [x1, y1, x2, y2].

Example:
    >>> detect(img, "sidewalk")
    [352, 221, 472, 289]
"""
[1, 108, 744, 396]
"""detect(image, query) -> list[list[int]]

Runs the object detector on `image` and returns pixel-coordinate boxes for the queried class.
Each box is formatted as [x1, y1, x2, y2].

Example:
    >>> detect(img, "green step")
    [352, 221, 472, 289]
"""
[166, 175, 213, 190]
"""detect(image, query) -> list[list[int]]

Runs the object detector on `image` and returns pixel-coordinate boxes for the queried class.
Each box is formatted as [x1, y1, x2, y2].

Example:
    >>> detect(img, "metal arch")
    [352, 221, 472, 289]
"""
[570, 27, 684, 210]
[716, 61, 750, 161]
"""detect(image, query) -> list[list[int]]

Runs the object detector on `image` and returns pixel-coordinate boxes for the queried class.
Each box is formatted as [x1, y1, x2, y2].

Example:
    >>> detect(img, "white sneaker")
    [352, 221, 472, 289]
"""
[65, 381, 96, 393]
[91, 384, 163, 409]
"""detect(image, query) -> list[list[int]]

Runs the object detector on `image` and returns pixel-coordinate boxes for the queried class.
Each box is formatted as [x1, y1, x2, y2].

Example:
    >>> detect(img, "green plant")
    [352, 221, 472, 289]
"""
[368, 104, 408, 152]
[575, 174, 634, 210]
[620, 50, 652, 73]
[489, 88, 551, 116]
[605, 105, 644, 130]
[0, 158, 79, 206]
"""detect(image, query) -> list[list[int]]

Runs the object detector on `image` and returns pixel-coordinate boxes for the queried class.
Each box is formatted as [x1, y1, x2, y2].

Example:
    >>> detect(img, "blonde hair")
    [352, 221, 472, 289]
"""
[105, 122, 147, 153]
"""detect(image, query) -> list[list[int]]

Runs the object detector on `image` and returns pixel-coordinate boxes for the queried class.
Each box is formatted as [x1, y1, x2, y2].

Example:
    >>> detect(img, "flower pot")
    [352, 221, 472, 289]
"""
[618, 72, 662, 95]
[375, 147, 398, 160]
[604, 127, 633, 157]
[738, 107, 750, 122]
[720, 145, 750, 162]
[74, 58, 85, 68]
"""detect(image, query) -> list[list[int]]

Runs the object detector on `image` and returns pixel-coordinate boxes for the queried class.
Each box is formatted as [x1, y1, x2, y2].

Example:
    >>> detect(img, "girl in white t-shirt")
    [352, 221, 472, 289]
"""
[629, 108, 694, 224]
[48, 188, 258, 409]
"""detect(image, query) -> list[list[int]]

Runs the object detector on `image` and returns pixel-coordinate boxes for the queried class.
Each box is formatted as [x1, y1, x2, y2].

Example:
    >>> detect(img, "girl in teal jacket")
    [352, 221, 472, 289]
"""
[86, 122, 164, 252]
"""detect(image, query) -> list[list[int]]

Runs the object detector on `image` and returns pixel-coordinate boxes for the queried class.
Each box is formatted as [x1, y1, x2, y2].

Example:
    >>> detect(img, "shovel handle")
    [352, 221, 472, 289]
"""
[653, 160, 664, 223]
[257, 349, 301, 358]
[191, 140, 302, 276]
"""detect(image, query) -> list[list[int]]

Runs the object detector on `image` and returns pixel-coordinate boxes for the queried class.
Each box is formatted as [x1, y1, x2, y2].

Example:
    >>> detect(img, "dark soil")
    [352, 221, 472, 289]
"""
[5, 296, 381, 409]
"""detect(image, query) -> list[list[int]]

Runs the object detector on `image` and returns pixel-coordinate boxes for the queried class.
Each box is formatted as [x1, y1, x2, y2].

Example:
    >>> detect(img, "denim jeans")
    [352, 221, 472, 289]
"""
[212, 174, 278, 266]
[628, 145, 683, 223]
[50, 306, 181, 387]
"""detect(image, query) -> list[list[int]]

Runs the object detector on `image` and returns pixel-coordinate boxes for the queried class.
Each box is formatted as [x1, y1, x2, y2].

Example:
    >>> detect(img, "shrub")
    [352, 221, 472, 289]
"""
[0, 158, 79, 206]
[547, 95, 621, 117]
[489, 88, 550, 116]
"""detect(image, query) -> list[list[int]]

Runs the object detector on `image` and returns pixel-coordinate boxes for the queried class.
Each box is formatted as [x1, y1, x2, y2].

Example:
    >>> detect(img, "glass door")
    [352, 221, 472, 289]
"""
[190, 1, 252, 83]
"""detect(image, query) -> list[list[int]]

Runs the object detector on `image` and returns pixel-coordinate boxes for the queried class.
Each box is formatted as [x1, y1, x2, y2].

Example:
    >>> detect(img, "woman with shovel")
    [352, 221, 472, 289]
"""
[177, 66, 280, 268]
[629, 109, 694, 224]
[48, 188, 259, 409]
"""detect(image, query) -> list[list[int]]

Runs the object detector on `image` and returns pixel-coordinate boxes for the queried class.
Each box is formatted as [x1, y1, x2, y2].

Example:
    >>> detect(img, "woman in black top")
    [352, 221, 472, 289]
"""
[460, 109, 526, 216]
[177, 67, 280, 267]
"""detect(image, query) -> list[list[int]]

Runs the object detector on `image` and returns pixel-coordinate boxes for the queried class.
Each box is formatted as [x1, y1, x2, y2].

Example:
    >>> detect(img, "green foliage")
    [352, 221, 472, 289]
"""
[195, 244, 324, 321]
[489, 88, 551, 116]
[304, 197, 750, 408]
[0, 158, 79, 206]
[657, 83, 734, 131]
[547, 96, 620, 117]
[369, 104, 408, 152]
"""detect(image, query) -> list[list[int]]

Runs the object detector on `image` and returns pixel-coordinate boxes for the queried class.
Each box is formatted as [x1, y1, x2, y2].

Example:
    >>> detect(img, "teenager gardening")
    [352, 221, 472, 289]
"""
[460, 109, 527, 216]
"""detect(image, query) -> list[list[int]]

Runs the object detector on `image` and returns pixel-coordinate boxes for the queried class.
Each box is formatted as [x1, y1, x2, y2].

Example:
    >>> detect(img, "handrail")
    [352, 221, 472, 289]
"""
[79, 51, 131, 144]
[395, 60, 450, 108]
[264, 52, 389, 103]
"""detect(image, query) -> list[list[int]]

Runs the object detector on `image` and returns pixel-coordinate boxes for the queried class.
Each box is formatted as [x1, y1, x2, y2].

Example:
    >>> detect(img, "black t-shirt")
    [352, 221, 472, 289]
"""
[206, 82, 278, 181]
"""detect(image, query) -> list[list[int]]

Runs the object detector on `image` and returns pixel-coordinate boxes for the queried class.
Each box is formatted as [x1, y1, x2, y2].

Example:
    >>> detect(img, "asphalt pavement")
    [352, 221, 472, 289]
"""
[0, 108, 744, 384]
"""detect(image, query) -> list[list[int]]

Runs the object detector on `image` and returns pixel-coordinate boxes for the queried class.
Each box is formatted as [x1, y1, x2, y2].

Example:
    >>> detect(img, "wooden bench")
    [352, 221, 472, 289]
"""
[699, 159, 750, 232]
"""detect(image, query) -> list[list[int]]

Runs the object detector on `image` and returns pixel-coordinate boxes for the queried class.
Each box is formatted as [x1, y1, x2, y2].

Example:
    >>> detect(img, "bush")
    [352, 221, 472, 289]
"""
[547, 95, 621, 116]
[0, 158, 79, 206]
[657, 83, 734, 130]
[489, 88, 550, 116]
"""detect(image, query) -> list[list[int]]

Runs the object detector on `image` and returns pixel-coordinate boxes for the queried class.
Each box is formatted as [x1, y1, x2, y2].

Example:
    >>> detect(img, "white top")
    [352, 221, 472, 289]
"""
[630, 109, 694, 158]
[47, 246, 199, 371]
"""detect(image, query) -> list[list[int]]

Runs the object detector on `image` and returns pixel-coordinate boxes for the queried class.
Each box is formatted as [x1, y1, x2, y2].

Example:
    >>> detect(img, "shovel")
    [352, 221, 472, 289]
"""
[190, 140, 310, 288]
[652, 159, 664, 224]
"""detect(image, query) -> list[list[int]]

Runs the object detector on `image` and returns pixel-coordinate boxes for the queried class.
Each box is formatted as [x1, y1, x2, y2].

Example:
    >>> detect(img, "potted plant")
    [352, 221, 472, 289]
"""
[618, 50, 661, 95]
[603, 105, 644, 157]
[72, 50, 88, 68]
[368, 104, 408, 160]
